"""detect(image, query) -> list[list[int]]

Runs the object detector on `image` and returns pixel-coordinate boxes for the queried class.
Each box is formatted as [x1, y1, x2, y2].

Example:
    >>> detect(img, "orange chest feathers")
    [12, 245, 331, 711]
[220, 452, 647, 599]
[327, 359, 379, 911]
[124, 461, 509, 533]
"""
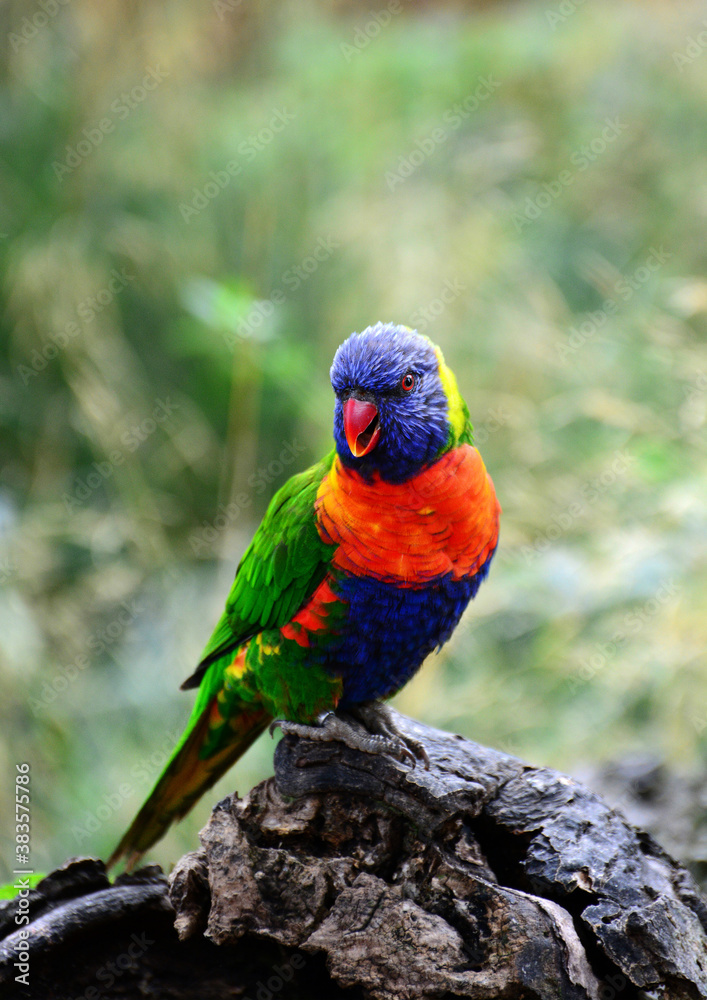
[315, 445, 501, 586]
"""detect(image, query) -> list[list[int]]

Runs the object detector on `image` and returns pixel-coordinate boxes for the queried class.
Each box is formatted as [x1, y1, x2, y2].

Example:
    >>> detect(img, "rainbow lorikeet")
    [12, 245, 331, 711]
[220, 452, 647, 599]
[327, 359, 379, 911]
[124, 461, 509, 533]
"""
[108, 323, 500, 869]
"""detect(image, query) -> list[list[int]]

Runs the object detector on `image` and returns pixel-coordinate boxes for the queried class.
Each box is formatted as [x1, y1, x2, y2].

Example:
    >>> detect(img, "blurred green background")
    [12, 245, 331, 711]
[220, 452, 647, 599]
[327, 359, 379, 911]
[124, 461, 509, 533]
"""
[1, 0, 706, 879]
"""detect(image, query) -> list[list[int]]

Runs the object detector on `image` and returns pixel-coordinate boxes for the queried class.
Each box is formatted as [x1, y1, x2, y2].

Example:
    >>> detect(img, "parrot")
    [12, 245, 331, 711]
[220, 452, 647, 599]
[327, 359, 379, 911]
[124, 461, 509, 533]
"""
[108, 322, 501, 870]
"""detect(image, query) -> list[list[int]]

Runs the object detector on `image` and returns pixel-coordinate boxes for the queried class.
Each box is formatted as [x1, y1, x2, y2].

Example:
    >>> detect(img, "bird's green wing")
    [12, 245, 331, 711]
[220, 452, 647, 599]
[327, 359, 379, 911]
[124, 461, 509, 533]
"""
[181, 450, 336, 690]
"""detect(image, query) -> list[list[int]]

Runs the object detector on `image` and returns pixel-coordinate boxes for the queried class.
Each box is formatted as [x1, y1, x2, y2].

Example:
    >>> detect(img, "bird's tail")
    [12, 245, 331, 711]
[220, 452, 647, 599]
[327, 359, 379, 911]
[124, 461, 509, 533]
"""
[107, 674, 269, 871]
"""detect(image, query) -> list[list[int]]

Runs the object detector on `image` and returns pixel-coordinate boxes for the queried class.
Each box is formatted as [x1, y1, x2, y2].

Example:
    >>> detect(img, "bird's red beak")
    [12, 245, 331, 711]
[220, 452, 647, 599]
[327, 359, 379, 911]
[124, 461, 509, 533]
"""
[343, 398, 380, 457]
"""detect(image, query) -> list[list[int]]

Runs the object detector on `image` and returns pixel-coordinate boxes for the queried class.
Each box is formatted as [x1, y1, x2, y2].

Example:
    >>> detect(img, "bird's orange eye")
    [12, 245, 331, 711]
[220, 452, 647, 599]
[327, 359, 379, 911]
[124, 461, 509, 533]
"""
[401, 373, 415, 392]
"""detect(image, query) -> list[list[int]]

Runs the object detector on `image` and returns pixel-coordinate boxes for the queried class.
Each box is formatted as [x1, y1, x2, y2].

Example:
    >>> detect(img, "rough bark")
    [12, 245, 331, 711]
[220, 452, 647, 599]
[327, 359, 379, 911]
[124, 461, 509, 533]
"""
[579, 755, 707, 895]
[2, 711, 707, 999]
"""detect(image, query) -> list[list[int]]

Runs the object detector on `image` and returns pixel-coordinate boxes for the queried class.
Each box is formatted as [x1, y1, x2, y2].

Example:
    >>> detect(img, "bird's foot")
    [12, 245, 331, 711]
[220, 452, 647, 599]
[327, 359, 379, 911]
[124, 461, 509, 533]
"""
[270, 702, 429, 770]
[351, 701, 430, 769]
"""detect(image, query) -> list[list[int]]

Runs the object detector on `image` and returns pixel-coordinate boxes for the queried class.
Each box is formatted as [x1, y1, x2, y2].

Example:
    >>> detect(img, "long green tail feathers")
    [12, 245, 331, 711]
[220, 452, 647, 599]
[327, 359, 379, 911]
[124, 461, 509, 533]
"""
[107, 698, 269, 871]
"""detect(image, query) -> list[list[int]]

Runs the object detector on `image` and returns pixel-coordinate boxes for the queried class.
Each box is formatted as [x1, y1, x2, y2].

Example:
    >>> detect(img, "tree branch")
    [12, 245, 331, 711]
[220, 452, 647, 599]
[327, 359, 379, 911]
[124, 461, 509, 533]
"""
[3, 711, 707, 999]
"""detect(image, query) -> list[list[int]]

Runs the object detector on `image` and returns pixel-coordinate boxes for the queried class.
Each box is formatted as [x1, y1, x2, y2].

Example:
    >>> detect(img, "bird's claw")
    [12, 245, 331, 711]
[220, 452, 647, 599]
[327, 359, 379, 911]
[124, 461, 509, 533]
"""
[270, 713, 335, 741]
[270, 703, 430, 770]
[352, 701, 430, 770]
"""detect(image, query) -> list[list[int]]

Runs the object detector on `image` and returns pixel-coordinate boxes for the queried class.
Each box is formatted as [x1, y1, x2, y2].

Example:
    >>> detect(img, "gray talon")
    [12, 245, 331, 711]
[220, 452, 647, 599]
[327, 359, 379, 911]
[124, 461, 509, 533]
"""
[270, 703, 430, 769]
[352, 702, 431, 770]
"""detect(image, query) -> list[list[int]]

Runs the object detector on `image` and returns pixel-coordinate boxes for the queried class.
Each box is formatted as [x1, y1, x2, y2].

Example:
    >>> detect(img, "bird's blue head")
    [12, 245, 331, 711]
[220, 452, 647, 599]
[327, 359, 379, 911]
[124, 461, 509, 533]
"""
[330, 322, 473, 483]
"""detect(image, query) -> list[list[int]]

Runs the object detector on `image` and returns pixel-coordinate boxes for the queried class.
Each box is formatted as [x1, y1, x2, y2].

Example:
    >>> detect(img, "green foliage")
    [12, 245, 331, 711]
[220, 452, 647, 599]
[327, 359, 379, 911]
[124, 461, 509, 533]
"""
[0, 874, 46, 901]
[1, 1, 706, 877]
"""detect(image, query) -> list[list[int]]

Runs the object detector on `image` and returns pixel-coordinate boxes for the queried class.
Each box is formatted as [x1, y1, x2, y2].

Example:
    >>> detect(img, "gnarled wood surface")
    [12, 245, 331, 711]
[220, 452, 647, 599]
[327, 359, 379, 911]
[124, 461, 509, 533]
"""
[2, 711, 707, 999]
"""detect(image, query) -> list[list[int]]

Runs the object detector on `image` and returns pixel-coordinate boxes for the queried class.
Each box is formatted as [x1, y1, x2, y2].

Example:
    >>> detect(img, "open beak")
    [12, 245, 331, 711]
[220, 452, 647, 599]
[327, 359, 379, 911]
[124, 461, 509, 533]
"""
[343, 398, 380, 457]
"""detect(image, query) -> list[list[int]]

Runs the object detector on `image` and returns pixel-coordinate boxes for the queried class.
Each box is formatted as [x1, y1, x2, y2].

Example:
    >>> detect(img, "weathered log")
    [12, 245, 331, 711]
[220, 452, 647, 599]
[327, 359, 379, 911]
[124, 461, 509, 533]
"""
[2, 710, 707, 999]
